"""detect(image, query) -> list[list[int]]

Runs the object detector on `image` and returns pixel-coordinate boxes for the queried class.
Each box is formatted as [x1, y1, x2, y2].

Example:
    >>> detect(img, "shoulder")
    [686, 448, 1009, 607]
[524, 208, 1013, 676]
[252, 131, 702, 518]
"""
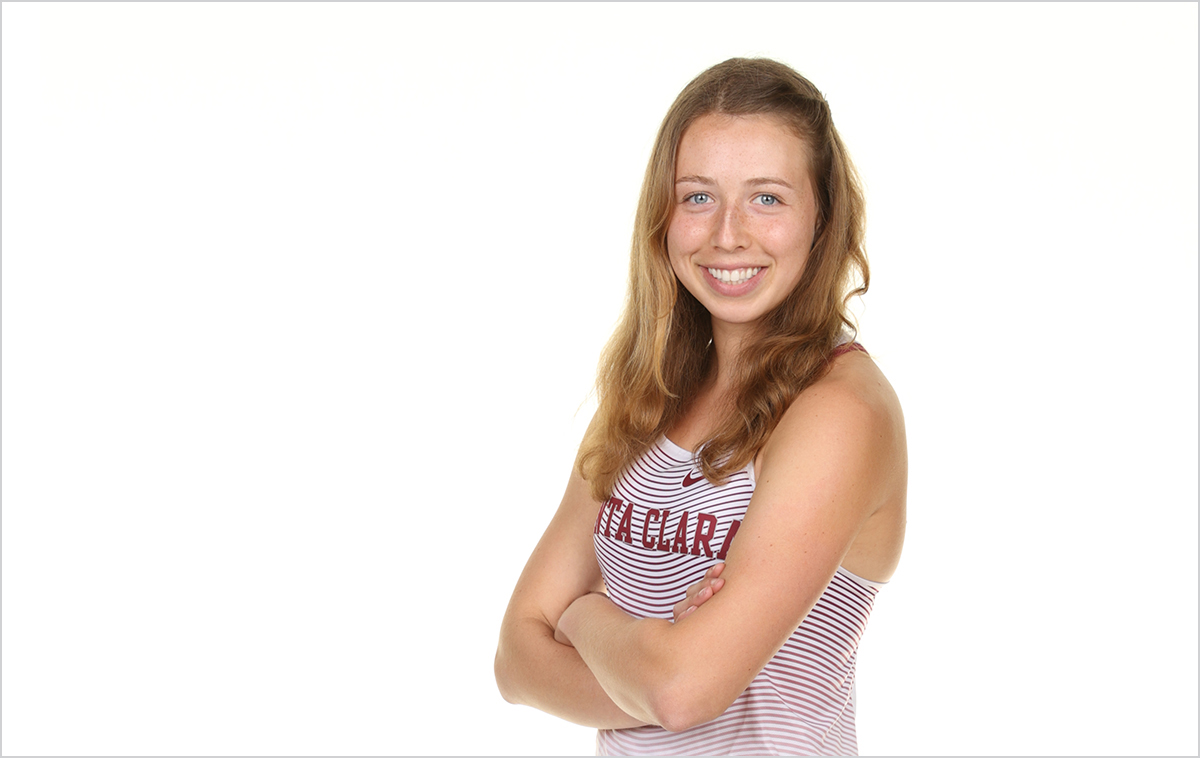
[757, 349, 906, 507]
[775, 348, 903, 438]
[795, 348, 902, 428]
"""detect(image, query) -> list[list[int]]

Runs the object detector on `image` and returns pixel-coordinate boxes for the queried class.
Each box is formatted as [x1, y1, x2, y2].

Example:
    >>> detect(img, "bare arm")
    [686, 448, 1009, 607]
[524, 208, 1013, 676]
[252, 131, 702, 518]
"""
[494, 467, 648, 729]
[555, 362, 907, 731]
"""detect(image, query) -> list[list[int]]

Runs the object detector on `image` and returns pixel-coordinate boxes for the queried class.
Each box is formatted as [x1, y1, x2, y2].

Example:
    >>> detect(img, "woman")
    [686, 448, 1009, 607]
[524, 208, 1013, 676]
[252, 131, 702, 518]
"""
[495, 57, 907, 756]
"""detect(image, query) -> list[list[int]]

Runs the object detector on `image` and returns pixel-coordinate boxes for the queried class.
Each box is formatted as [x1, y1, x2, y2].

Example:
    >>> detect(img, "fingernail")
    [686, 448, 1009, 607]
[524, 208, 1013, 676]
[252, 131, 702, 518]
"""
[683, 605, 696, 615]
[698, 588, 710, 600]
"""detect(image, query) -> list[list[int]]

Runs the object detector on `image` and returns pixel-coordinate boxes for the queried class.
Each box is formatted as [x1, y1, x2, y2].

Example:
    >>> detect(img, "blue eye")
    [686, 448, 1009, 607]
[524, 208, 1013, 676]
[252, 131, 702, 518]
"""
[685, 193, 711, 204]
[756, 194, 779, 206]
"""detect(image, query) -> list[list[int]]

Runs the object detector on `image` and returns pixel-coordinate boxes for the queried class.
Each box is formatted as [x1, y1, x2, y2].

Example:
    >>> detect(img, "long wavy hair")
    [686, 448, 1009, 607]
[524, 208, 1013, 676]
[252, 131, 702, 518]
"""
[576, 58, 869, 501]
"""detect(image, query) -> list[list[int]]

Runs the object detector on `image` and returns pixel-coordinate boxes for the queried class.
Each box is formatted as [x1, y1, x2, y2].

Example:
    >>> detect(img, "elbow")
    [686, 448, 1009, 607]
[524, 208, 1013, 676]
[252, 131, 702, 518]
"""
[494, 647, 520, 705]
[654, 707, 706, 734]
[645, 678, 729, 733]
[635, 630, 734, 732]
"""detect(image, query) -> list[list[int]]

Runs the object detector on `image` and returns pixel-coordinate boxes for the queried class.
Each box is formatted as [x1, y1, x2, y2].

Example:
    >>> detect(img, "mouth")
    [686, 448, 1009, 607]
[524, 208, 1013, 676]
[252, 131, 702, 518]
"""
[705, 267, 762, 285]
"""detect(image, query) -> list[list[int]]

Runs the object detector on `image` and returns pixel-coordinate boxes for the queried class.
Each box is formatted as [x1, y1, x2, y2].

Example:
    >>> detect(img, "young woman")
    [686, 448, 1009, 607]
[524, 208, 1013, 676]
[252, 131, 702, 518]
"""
[495, 58, 907, 756]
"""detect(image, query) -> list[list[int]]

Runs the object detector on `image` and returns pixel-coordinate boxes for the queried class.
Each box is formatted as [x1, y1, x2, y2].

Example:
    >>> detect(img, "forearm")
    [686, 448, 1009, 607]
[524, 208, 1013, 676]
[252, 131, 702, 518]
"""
[556, 594, 683, 729]
[495, 615, 648, 729]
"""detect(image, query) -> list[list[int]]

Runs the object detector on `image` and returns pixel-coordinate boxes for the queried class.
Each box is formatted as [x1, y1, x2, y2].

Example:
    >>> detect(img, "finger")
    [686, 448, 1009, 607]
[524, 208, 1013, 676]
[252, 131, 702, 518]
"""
[691, 574, 721, 604]
[675, 585, 715, 619]
[674, 568, 724, 620]
[682, 578, 707, 605]
[672, 596, 690, 620]
[673, 589, 702, 618]
[672, 583, 707, 620]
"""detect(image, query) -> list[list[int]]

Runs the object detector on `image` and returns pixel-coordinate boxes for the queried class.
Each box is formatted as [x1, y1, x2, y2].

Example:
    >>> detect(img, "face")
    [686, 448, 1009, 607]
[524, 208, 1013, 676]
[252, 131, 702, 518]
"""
[666, 113, 819, 333]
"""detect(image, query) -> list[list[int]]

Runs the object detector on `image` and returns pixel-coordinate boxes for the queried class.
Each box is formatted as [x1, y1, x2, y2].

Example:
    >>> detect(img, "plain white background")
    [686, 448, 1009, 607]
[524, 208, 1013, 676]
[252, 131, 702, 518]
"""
[3, 3, 1196, 755]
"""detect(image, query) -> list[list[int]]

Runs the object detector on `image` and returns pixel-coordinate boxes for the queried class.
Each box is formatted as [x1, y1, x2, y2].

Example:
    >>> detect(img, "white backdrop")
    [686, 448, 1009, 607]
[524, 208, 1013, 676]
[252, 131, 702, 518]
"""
[3, 3, 1196, 755]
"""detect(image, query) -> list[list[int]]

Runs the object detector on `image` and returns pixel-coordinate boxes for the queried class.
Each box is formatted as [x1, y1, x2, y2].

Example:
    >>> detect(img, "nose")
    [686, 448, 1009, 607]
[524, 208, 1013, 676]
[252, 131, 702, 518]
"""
[713, 203, 750, 252]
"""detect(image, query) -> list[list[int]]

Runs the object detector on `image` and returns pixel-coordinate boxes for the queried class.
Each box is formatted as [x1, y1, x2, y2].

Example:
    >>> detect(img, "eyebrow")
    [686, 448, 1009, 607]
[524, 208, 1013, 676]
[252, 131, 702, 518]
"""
[675, 175, 796, 190]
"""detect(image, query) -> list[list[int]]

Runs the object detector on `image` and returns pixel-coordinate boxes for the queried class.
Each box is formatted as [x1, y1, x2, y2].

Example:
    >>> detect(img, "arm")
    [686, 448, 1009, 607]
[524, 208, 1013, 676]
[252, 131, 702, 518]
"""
[494, 466, 649, 729]
[556, 360, 907, 732]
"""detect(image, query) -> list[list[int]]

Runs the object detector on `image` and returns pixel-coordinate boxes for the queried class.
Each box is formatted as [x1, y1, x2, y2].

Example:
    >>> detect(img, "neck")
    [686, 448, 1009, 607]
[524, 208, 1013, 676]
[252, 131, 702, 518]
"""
[707, 318, 758, 395]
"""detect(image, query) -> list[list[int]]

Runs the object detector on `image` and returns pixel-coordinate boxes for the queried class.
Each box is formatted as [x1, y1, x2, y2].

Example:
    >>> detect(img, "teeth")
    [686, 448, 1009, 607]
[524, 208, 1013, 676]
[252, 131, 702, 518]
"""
[707, 267, 761, 285]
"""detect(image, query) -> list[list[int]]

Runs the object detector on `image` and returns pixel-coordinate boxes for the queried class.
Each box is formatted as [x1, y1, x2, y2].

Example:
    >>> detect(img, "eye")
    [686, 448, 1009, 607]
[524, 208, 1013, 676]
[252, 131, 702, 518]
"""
[754, 194, 781, 206]
[683, 192, 712, 205]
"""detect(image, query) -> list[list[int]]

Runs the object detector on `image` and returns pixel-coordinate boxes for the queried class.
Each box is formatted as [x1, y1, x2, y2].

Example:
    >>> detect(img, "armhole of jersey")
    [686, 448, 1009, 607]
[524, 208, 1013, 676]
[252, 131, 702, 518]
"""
[837, 565, 888, 590]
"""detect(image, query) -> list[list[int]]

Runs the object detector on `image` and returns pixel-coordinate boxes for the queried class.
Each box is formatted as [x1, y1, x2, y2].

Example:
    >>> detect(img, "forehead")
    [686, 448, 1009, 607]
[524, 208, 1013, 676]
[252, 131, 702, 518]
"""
[675, 113, 812, 180]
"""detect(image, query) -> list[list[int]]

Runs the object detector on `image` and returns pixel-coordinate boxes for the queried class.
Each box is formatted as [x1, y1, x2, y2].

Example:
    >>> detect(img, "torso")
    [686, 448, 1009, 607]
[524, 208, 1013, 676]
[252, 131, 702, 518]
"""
[593, 434, 885, 755]
[591, 346, 904, 754]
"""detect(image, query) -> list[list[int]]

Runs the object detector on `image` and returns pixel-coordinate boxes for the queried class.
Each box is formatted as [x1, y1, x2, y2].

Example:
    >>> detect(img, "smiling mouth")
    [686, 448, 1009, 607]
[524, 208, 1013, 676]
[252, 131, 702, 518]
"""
[706, 267, 761, 285]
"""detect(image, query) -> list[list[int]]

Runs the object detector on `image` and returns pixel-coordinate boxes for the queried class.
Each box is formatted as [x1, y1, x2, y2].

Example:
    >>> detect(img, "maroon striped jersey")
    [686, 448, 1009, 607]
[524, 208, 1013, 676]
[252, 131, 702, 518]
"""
[593, 436, 883, 756]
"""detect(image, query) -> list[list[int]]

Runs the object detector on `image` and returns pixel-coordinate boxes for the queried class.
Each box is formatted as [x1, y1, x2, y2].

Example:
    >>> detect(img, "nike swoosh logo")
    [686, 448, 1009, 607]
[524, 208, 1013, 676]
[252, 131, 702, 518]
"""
[682, 470, 704, 487]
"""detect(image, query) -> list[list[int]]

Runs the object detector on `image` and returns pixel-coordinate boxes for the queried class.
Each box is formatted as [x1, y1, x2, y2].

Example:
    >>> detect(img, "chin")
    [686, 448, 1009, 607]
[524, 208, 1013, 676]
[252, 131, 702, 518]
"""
[706, 308, 767, 328]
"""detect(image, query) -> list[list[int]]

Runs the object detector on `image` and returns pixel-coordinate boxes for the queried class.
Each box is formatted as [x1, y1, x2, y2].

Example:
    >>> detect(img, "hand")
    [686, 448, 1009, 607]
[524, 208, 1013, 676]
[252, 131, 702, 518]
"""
[672, 563, 725, 622]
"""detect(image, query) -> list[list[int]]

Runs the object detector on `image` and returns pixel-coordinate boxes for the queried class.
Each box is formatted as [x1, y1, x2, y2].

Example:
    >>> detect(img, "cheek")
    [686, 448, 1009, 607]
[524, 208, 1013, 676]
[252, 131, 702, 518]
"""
[768, 219, 816, 262]
[665, 222, 691, 273]
[665, 219, 682, 249]
[667, 249, 689, 283]
[667, 216, 709, 257]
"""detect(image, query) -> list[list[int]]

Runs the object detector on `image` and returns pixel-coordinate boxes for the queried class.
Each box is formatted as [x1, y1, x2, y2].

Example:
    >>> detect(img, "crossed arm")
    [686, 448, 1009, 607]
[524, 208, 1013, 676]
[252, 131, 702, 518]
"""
[494, 364, 906, 731]
[493, 467, 648, 729]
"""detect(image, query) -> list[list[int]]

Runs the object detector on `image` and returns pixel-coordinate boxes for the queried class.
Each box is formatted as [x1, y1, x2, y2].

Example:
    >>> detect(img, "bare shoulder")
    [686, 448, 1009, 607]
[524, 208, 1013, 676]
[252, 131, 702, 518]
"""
[768, 349, 904, 455]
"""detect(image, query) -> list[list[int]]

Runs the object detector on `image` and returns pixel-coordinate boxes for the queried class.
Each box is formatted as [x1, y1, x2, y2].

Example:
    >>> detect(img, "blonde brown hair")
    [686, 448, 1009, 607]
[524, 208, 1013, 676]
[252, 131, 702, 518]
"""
[576, 58, 869, 501]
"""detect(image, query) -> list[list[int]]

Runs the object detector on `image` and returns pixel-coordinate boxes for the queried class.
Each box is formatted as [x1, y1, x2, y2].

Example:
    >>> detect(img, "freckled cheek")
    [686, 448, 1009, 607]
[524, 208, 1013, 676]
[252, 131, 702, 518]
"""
[760, 222, 814, 257]
[666, 218, 709, 253]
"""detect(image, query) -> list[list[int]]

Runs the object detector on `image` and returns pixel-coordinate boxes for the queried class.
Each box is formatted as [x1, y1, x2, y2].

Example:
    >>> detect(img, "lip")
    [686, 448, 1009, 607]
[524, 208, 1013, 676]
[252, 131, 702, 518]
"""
[701, 265, 766, 295]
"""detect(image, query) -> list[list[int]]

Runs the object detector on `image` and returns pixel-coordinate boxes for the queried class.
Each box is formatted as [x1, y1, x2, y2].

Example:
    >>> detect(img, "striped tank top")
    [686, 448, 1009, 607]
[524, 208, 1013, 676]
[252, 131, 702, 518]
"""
[592, 436, 884, 756]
